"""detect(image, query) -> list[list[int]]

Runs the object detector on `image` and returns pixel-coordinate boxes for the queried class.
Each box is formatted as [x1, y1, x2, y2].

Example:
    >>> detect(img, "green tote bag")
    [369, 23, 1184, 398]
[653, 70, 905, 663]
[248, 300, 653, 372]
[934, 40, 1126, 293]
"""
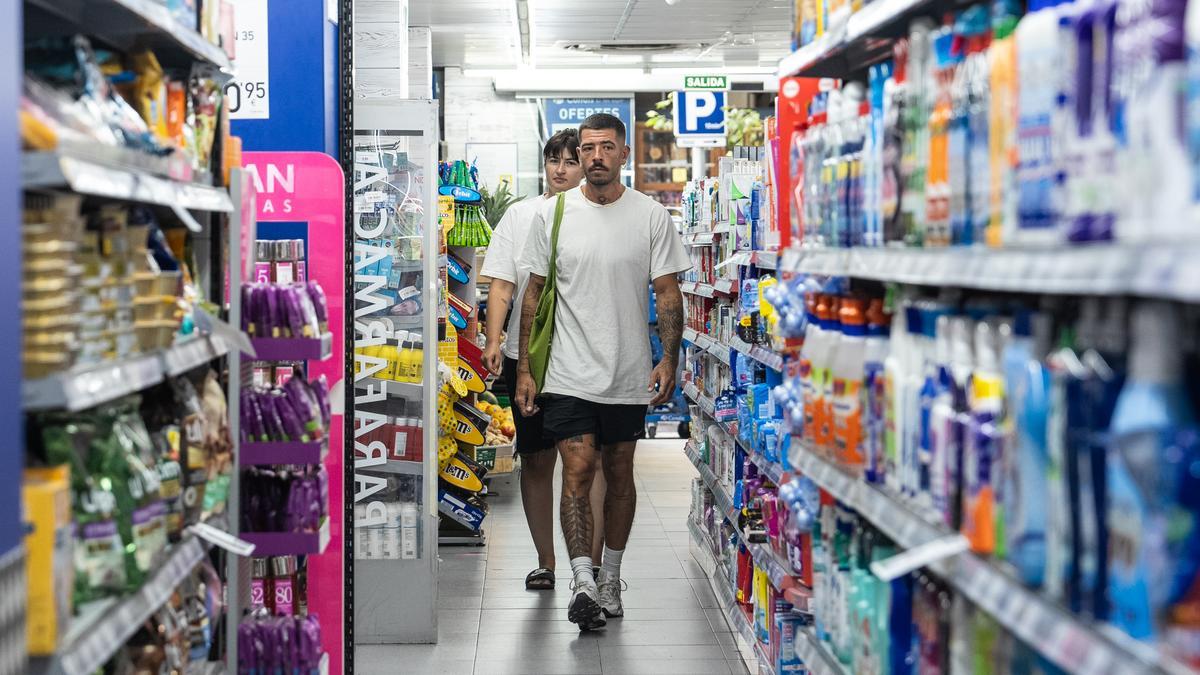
[527, 193, 566, 391]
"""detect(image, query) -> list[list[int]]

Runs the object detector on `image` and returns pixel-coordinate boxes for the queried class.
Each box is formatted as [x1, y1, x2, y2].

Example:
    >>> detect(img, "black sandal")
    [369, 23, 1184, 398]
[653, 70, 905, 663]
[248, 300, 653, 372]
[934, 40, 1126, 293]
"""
[525, 567, 555, 590]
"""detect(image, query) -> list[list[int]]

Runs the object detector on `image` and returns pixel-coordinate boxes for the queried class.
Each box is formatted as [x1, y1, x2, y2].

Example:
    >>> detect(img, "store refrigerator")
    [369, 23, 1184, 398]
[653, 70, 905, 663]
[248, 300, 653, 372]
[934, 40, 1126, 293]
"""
[348, 99, 441, 644]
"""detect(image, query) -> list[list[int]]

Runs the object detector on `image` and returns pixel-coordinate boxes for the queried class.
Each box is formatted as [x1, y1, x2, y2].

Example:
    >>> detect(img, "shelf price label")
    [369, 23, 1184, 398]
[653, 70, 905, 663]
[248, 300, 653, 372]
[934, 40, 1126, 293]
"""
[227, 0, 271, 120]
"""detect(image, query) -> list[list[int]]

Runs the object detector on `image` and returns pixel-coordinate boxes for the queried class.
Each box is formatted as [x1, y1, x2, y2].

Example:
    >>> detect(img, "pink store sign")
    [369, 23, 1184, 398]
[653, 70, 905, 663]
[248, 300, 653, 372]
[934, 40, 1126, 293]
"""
[243, 152, 346, 675]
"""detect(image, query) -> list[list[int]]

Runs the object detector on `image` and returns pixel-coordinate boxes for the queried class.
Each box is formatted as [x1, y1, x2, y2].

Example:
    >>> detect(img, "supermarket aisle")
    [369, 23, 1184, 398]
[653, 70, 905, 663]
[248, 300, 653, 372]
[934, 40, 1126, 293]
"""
[356, 438, 749, 675]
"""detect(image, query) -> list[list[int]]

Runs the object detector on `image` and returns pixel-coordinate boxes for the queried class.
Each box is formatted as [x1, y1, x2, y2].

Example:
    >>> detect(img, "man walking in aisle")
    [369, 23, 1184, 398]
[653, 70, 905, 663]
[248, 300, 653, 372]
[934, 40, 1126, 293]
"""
[515, 113, 691, 630]
[479, 129, 608, 592]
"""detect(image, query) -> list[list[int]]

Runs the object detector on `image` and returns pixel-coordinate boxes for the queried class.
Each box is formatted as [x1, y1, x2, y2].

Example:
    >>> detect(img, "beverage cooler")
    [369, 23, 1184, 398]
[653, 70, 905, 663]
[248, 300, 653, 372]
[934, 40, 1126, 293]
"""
[348, 99, 441, 644]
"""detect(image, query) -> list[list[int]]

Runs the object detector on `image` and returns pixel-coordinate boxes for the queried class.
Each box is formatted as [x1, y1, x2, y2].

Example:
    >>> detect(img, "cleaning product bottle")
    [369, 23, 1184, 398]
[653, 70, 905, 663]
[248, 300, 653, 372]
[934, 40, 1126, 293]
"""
[1014, 0, 1067, 245]
[901, 304, 928, 498]
[929, 314, 956, 523]
[800, 292, 823, 444]
[903, 19, 938, 247]
[863, 298, 891, 484]
[961, 6, 992, 247]
[988, 0, 1021, 247]
[883, 42, 907, 245]
[915, 309, 943, 513]
[947, 316, 976, 530]
[883, 296, 910, 495]
[1000, 310, 1052, 588]
[832, 297, 867, 472]
[925, 17, 957, 247]
[1107, 301, 1200, 646]
[963, 320, 1004, 555]
[1045, 328, 1083, 605]
[818, 295, 844, 457]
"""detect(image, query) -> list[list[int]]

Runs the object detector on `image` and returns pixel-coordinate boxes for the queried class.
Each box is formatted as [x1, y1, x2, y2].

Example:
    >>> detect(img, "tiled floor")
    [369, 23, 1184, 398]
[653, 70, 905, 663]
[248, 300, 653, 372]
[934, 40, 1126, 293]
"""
[355, 438, 750, 675]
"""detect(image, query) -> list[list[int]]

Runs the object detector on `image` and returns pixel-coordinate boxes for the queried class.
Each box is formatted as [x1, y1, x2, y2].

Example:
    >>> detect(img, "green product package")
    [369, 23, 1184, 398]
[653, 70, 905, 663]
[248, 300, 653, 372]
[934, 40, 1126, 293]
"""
[527, 193, 565, 391]
[40, 417, 127, 605]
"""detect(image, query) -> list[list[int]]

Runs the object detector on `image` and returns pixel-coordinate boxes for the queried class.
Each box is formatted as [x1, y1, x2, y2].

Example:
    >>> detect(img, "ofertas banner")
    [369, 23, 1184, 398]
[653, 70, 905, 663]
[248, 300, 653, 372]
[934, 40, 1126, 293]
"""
[542, 98, 634, 170]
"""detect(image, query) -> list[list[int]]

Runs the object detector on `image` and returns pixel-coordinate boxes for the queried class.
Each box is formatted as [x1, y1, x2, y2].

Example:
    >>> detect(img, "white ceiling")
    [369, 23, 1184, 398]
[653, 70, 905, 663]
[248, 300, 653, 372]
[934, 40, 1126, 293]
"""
[408, 0, 793, 71]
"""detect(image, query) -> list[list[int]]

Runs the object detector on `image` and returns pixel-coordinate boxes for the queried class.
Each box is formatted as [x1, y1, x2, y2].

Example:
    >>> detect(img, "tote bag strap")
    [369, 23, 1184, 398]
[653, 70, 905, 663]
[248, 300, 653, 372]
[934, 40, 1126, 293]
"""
[548, 193, 565, 277]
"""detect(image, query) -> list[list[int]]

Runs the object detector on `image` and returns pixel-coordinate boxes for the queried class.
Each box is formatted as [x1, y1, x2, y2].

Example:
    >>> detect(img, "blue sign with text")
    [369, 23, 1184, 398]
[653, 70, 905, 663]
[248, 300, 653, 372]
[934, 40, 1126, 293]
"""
[543, 98, 634, 169]
[675, 91, 727, 140]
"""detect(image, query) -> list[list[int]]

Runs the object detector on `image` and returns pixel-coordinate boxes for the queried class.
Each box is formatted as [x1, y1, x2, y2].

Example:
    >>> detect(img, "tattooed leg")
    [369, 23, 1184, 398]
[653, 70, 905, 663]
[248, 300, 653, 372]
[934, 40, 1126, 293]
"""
[558, 434, 600, 559]
[601, 441, 638, 550]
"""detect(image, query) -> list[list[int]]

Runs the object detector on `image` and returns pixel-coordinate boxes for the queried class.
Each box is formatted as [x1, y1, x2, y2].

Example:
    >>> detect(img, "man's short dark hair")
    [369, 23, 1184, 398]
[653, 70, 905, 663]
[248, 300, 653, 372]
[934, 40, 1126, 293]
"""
[578, 113, 626, 143]
[543, 129, 580, 161]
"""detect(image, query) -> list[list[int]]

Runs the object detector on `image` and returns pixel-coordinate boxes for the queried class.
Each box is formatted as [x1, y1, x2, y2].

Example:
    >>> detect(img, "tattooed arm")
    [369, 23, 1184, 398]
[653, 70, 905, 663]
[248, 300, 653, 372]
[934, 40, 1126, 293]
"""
[649, 273, 684, 406]
[514, 273, 546, 416]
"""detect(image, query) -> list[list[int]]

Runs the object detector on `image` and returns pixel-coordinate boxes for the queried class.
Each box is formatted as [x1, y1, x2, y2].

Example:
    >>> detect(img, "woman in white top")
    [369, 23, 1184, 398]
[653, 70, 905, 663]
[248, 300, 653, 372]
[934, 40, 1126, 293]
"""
[479, 129, 603, 589]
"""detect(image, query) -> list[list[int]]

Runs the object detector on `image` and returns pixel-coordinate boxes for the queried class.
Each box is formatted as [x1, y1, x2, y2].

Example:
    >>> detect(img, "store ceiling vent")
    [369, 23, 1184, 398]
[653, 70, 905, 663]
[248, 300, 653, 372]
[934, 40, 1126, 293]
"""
[557, 41, 705, 54]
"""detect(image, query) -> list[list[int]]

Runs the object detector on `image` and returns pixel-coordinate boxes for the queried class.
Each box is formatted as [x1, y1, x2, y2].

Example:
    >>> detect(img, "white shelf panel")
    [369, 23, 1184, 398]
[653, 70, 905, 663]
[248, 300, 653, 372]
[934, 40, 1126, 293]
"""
[781, 244, 1200, 302]
[728, 335, 785, 372]
[24, 336, 230, 411]
[787, 439, 1193, 675]
[793, 626, 847, 675]
[23, 148, 233, 212]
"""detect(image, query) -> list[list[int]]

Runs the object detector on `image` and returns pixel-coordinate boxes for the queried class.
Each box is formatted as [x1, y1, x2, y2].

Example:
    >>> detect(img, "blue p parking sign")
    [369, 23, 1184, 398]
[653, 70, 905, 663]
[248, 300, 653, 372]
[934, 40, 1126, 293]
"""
[674, 91, 726, 148]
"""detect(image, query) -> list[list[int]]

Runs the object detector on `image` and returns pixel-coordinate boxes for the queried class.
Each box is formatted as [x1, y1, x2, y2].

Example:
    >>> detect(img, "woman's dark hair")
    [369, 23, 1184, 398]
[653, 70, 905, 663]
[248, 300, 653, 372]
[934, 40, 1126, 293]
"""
[543, 129, 580, 162]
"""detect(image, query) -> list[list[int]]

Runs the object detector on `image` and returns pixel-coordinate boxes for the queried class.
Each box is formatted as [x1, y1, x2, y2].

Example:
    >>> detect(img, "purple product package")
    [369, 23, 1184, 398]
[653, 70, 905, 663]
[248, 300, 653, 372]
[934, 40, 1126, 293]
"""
[305, 280, 329, 332]
[272, 616, 292, 669]
[273, 392, 307, 442]
[299, 614, 322, 670]
[310, 376, 332, 426]
[294, 285, 321, 337]
[237, 621, 257, 674]
[280, 286, 308, 338]
[256, 390, 286, 441]
[283, 376, 323, 438]
[264, 285, 283, 338]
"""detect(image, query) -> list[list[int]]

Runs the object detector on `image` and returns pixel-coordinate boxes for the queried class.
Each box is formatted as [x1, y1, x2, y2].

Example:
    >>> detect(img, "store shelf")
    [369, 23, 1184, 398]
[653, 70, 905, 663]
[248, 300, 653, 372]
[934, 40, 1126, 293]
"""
[25, 0, 233, 70]
[684, 231, 716, 246]
[723, 250, 780, 272]
[22, 148, 233, 212]
[24, 336, 233, 411]
[793, 626, 847, 675]
[240, 518, 331, 557]
[163, 335, 230, 376]
[728, 335, 786, 372]
[368, 459, 424, 476]
[685, 441, 739, 528]
[754, 641, 776, 675]
[240, 440, 328, 465]
[248, 333, 334, 361]
[682, 382, 715, 417]
[355, 376, 424, 400]
[681, 281, 715, 298]
[787, 439, 1193, 675]
[29, 533, 212, 675]
[780, 244, 1200, 303]
[776, 0, 929, 78]
[748, 541, 800, 593]
[689, 519, 761, 674]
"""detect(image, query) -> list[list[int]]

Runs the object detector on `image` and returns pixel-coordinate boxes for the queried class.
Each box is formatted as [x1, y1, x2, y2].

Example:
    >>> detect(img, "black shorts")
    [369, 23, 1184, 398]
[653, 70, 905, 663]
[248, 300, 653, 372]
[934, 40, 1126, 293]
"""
[502, 357, 554, 454]
[541, 394, 647, 446]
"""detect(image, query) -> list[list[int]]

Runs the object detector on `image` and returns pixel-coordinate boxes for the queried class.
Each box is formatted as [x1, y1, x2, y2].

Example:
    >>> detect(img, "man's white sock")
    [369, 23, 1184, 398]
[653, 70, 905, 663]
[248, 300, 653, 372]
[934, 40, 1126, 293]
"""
[570, 556, 596, 590]
[601, 545, 624, 580]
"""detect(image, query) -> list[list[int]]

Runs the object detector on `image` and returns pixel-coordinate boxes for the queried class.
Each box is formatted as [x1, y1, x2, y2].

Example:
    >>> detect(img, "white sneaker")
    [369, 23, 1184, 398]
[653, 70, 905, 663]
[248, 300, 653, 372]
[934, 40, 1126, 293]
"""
[597, 571, 626, 618]
[568, 580, 606, 630]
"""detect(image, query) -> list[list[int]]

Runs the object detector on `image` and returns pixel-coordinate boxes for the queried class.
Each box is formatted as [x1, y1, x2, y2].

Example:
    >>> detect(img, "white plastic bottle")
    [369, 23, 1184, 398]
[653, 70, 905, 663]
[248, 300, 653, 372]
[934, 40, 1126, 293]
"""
[832, 298, 868, 472]
[1014, 0, 1067, 246]
[883, 297, 910, 495]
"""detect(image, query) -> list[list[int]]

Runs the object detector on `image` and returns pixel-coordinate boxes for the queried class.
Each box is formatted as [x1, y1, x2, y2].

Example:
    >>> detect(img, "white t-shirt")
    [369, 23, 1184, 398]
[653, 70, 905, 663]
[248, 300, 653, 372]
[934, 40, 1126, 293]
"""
[479, 195, 548, 360]
[520, 186, 692, 405]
